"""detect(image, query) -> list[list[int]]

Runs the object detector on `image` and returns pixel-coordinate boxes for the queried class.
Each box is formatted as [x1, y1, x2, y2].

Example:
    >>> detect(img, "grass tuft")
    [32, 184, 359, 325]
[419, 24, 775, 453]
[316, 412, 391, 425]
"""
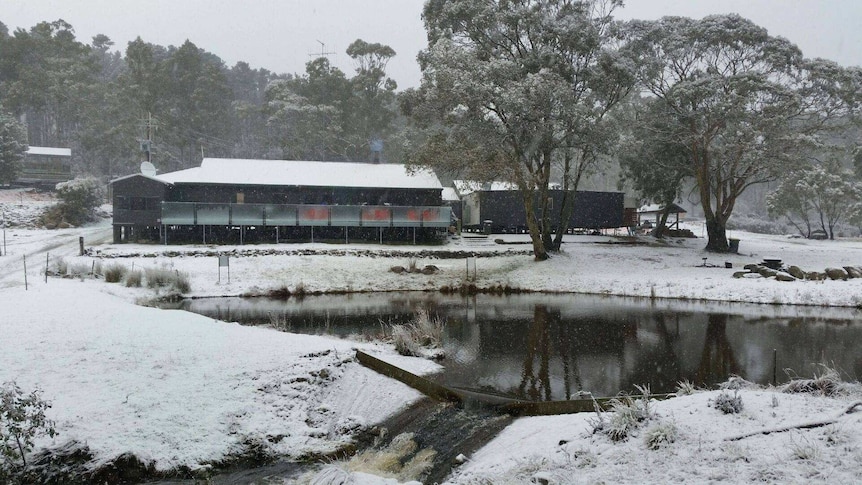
[643, 421, 678, 450]
[712, 391, 744, 414]
[124, 269, 143, 287]
[389, 309, 444, 357]
[103, 263, 127, 283]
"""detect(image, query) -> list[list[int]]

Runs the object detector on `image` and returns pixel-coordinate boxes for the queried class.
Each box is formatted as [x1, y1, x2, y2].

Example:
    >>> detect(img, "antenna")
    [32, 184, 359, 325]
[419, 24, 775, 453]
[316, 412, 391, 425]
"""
[309, 40, 336, 59]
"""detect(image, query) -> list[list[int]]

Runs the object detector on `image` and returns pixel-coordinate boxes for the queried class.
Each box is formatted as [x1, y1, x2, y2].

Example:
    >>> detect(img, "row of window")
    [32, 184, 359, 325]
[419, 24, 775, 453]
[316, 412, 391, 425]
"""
[115, 196, 160, 211]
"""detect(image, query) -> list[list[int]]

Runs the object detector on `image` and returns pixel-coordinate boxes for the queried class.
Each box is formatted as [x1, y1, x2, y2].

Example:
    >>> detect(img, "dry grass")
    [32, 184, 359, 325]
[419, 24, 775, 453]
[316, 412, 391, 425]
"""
[389, 309, 444, 357]
[782, 365, 845, 396]
[103, 263, 127, 283]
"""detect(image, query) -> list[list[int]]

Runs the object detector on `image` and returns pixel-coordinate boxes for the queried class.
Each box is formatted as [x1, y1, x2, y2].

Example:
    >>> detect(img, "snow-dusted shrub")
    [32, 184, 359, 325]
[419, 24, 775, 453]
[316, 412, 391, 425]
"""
[103, 263, 127, 283]
[52, 257, 68, 275]
[643, 421, 678, 450]
[124, 269, 142, 287]
[144, 267, 191, 293]
[790, 436, 821, 461]
[41, 177, 105, 227]
[67, 263, 89, 277]
[0, 382, 57, 476]
[389, 309, 444, 357]
[676, 380, 696, 396]
[712, 391, 744, 414]
[782, 366, 843, 396]
[597, 385, 654, 442]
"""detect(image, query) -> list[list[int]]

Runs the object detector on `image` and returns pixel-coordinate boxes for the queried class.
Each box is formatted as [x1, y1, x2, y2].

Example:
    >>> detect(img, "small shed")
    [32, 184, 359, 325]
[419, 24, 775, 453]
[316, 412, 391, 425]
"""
[637, 203, 687, 229]
[17, 147, 73, 186]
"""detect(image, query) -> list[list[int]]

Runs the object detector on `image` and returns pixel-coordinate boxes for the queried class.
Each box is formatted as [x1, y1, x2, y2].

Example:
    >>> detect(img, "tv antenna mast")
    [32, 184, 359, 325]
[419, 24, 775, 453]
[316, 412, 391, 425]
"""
[309, 40, 336, 60]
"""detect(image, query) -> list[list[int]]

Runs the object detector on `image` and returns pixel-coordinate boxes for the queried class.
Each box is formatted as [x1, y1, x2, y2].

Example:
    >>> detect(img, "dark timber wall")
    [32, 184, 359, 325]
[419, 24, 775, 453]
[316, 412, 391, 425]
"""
[464, 190, 624, 231]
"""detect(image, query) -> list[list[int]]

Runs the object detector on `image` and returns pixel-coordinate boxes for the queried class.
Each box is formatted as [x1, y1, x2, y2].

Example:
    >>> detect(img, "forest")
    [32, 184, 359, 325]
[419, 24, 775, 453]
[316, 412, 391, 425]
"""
[0, 19, 405, 178]
[2, 0, 862, 254]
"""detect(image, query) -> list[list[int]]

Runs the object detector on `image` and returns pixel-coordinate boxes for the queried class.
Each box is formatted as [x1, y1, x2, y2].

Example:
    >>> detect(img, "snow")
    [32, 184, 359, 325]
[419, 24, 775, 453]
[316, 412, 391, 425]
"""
[25, 146, 72, 157]
[149, 158, 443, 190]
[447, 389, 862, 484]
[0, 280, 438, 472]
[78, 223, 862, 308]
[3, 192, 862, 483]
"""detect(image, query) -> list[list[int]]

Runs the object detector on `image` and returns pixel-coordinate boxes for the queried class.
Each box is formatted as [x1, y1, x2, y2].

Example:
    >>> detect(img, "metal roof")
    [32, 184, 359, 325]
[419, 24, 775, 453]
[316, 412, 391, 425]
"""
[149, 158, 442, 190]
[26, 147, 72, 157]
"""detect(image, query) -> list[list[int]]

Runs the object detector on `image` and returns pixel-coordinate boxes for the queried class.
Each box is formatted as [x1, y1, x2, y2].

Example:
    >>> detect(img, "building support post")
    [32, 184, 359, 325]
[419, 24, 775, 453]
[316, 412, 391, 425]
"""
[276, 226, 279, 244]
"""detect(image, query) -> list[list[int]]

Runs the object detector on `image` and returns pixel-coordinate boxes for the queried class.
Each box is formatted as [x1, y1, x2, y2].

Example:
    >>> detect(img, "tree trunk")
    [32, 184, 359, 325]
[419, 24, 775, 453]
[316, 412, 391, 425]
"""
[653, 206, 671, 239]
[705, 217, 729, 252]
[522, 189, 549, 261]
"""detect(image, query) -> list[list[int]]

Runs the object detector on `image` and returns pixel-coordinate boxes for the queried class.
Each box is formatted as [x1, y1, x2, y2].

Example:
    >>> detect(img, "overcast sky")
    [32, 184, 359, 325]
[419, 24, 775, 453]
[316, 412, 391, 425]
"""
[3, 0, 860, 89]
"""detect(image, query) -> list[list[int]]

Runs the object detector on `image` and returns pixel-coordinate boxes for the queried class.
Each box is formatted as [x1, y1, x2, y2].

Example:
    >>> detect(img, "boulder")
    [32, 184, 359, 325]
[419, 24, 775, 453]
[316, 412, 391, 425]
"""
[787, 265, 806, 279]
[825, 267, 848, 281]
[421, 265, 440, 275]
[743, 263, 760, 271]
[390, 266, 405, 274]
[775, 273, 796, 282]
[844, 266, 862, 279]
[732, 271, 749, 279]
[757, 267, 778, 278]
[806, 271, 825, 281]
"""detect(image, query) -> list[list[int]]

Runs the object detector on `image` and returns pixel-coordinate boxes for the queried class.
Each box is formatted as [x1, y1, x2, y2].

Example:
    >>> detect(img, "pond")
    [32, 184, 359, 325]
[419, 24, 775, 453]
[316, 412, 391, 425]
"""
[169, 293, 862, 401]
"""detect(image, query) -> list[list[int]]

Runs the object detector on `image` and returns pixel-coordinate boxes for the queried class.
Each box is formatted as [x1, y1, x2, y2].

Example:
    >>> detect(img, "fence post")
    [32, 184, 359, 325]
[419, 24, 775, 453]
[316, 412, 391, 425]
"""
[45, 252, 49, 283]
[79, 236, 84, 256]
[23, 255, 28, 290]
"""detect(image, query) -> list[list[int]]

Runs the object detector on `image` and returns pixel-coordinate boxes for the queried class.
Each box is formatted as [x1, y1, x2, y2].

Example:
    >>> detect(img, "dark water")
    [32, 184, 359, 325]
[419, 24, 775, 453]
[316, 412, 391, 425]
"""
[171, 293, 862, 400]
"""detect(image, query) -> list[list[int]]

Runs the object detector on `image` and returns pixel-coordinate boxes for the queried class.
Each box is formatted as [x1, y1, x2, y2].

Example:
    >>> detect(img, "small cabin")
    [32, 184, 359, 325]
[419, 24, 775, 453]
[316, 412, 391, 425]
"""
[17, 147, 73, 187]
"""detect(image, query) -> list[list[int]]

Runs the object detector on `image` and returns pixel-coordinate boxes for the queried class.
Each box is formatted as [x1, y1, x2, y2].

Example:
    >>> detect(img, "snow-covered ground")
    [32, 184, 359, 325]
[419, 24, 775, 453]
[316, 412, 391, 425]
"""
[2, 194, 862, 483]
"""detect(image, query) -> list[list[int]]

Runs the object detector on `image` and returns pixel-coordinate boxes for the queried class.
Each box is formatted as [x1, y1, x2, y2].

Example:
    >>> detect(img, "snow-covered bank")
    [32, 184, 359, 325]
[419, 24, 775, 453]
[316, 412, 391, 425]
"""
[446, 385, 862, 484]
[0, 280, 437, 477]
[70, 226, 862, 308]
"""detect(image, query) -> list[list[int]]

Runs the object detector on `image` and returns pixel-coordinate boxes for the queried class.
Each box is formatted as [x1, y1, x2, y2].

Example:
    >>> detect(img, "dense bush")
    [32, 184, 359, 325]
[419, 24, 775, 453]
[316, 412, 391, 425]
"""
[1, 381, 57, 478]
[41, 177, 105, 227]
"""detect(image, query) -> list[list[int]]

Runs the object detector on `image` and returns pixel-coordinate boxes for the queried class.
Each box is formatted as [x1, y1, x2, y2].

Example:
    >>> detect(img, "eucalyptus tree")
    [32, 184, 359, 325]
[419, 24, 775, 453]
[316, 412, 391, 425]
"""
[618, 97, 691, 238]
[628, 14, 862, 251]
[407, 0, 634, 260]
[345, 40, 399, 161]
[0, 104, 28, 184]
[767, 159, 862, 240]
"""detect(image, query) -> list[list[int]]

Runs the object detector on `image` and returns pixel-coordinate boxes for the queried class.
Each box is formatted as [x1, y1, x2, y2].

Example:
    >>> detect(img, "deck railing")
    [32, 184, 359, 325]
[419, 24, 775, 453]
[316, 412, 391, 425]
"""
[160, 202, 451, 228]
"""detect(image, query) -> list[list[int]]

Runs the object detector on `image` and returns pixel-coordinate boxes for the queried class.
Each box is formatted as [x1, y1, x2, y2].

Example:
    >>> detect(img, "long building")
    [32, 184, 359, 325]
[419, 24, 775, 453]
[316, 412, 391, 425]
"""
[454, 180, 628, 233]
[110, 158, 451, 244]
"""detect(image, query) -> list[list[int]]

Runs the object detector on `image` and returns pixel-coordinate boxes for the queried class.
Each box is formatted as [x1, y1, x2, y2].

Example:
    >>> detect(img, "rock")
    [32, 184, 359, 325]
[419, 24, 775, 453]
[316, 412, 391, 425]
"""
[775, 273, 796, 282]
[732, 271, 750, 279]
[825, 267, 848, 281]
[743, 263, 760, 271]
[844, 266, 862, 279]
[421, 265, 439, 275]
[806, 271, 825, 281]
[390, 266, 405, 274]
[57, 221, 73, 229]
[757, 268, 778, 278]
[787, 265, 805, 279]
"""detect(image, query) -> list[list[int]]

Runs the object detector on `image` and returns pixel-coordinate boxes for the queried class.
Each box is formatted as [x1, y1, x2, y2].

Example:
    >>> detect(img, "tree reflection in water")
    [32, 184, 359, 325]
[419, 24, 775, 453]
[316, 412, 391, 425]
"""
[176, 294, 862, 400]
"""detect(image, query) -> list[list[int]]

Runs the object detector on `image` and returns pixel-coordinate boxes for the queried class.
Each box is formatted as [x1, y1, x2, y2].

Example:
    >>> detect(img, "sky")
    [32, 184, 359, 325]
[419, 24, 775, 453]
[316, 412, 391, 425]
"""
[2, 0, 861, 89]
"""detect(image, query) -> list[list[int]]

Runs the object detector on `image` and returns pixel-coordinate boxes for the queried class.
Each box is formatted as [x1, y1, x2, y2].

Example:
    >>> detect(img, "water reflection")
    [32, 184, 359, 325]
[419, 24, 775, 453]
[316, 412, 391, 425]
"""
[174, 293, 862, 400]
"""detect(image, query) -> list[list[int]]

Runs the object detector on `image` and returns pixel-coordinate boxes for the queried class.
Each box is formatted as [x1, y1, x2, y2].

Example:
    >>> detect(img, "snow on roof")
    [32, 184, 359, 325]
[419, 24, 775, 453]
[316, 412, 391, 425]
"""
[441, 187, 460, 201]
[453, 180, 518, 196]
[155, 158, 442, 190]
[638, 203, 687, 214]
[26, 146, 72, 157]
